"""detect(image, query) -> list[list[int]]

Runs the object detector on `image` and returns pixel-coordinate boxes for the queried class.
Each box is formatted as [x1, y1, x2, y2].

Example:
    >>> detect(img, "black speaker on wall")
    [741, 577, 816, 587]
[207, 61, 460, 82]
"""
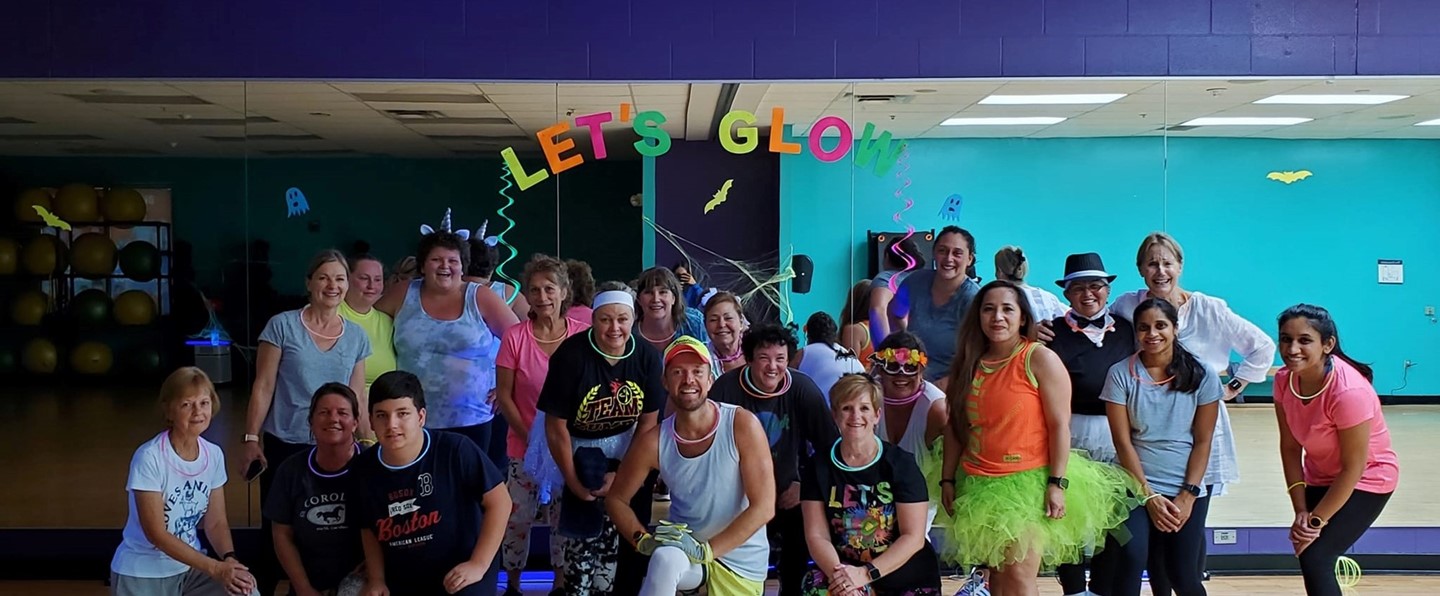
[867, 230, 936, 278]
[791, 254, 814, 294]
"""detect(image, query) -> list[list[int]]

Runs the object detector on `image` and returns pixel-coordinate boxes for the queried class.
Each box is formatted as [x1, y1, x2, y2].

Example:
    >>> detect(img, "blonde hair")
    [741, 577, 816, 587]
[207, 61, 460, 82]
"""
[994, 246, 1028, 282]
[1136, 232, 1185, 267]
[828, 373, 882, 415]
[158, 366, 218, 426]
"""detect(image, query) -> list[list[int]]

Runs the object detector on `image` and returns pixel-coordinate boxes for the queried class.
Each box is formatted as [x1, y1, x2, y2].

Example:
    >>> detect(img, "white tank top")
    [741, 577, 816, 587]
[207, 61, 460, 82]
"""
[876, 380, 945, 531]
[659, 402, 770, 581]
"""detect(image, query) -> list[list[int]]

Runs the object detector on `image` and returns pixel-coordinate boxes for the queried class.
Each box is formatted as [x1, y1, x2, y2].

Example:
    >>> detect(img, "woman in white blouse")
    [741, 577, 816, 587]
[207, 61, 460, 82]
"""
[1108, 232, 1275, 595]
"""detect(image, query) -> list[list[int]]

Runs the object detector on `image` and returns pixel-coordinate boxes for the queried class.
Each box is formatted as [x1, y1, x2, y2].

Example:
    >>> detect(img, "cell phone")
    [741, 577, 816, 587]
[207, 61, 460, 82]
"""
[243, 459, 266, 483]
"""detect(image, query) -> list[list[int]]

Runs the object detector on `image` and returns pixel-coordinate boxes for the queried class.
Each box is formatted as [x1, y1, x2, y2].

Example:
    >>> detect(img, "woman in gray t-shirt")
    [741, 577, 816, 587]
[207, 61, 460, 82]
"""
[1100, 297, 1223, 596]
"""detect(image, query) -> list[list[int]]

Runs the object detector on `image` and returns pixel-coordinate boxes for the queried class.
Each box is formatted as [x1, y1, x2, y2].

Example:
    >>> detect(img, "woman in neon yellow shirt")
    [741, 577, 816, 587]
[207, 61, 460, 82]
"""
[339, 253, 396, 389]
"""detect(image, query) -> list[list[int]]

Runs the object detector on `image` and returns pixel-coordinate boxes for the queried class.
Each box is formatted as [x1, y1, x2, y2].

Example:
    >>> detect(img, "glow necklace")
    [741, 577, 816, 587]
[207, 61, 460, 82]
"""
[377, 429, 431, 471]
[588, 330, 635, 360]
[308, 443, 361, 478]
[300, 305, 345, 340]
[1288, 365, 1335, 401]
[672, 401, 722, 445]
[883, 386, 924, 407]
[740, 365, 792, 398]
[831, 436, 883, 472]
[1128, 355, 1175, 385]
[638, 322, 677, 344]
[714, 342, 744, 363]
[162, 431, 209, 478]
[530, 318, 570, 345]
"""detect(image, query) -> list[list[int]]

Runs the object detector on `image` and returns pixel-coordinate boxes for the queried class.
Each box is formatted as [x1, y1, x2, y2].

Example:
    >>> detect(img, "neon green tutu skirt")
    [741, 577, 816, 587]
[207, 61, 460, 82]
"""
[928, 449, 1140, 570]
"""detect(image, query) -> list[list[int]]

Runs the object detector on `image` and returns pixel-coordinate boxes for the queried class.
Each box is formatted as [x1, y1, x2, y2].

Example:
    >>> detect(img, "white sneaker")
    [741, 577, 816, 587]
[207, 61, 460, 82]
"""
[954, 568, 989, 596]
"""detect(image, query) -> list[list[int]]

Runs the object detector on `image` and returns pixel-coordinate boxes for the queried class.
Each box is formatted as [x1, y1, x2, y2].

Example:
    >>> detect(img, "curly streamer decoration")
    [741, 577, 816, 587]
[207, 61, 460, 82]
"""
[887, 147, 918, 294]
[493, 164, 521, 304]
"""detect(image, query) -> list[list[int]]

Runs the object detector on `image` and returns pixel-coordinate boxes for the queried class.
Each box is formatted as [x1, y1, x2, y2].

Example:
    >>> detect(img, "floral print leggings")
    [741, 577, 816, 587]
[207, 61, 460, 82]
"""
[504, 459, 565, 573]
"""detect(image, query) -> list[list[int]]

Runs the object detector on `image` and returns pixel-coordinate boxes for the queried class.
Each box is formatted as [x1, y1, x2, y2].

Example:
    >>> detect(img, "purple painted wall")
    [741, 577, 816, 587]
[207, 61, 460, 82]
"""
[3, 1, 1439, 79]
[653, 141, 779, 306]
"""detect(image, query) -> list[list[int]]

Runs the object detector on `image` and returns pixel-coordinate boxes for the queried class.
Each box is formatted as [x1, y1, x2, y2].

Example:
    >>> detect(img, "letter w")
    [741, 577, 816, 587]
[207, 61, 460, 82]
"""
[854, 123, 906, 177]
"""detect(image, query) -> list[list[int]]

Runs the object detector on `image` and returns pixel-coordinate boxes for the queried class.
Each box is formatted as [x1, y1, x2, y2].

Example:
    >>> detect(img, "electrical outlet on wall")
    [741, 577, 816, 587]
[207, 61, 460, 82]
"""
[1427, 306, 1435, 316]
[1213, 529, 1237, 545]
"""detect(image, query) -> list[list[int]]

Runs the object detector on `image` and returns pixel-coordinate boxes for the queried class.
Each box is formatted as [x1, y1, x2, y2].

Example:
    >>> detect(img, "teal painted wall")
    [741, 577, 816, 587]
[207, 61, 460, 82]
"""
[781, 137, 1440, 397]
[0, 156, 642, 292]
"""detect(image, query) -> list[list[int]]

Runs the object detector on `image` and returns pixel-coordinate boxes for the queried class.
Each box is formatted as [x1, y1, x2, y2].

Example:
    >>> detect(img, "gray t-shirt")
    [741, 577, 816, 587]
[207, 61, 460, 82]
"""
[896, 270, 979, 382]
[1099, 357, 1223, 497]
[260, 309, 371, 444]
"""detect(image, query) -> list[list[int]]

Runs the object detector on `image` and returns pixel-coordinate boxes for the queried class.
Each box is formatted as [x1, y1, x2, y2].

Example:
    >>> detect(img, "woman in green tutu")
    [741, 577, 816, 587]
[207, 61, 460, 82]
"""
[937, 280, 1137, 595]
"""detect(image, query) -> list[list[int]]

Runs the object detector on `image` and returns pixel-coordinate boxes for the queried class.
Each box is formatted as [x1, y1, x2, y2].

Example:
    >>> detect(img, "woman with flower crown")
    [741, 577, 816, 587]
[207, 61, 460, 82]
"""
[870, 332, 948, 533]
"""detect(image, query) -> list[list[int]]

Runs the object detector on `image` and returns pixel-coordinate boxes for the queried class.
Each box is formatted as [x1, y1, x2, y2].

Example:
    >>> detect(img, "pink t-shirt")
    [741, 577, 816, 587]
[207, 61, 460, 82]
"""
[566, 304, 593, 323]
[1274, 358, 1399, 494]
[497, 317, 591, 459]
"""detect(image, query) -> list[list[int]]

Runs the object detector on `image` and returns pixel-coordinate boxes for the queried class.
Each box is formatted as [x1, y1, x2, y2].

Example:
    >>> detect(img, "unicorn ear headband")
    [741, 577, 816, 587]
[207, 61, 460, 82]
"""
[475, 220, 499, 247]
[419, 208, 472, 241]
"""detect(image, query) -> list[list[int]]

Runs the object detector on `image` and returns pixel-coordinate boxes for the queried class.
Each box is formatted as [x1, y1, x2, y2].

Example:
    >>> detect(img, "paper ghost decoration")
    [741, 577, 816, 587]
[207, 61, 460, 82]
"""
[285, 188, 310, 217]
[420, 208, 471, 241]
[938, 194, 963, 221]
[1266, 170, 1313, 184]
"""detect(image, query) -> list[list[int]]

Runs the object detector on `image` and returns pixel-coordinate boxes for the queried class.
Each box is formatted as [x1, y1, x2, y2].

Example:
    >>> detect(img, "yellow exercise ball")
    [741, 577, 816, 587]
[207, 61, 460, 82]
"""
[21, 234, 67, 276]
[54, 183, 99, 223]
[113, 290, 157, 325]
[101, 187, 147, 223]
[0, 237, 18, 275]
[70, 233, 117, 278]
[10, 289, 48, 325]
[70, 341, 113, 375]
[21, 337, 58, 374]
[15, 188, 52, 222]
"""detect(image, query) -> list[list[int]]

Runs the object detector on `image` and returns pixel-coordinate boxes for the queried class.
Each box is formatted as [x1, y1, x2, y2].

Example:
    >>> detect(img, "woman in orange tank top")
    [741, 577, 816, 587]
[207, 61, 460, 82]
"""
[935, 281, 1138, 595]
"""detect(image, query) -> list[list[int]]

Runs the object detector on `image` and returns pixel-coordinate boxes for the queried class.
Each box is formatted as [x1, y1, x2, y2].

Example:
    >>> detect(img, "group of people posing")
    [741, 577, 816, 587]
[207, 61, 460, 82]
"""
[107, 221, 1399, 596]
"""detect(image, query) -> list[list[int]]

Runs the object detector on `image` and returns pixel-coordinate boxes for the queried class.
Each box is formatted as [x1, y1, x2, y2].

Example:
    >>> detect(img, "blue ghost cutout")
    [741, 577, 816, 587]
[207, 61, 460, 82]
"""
[285, 188, 310, 218]
[938, 194, 963, 221]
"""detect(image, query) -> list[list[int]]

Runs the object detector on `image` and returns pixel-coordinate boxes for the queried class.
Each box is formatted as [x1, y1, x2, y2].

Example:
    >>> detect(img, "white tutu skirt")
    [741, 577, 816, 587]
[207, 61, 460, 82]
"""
[1070, 413, 1117, 464]
[522, 412, 565, 505]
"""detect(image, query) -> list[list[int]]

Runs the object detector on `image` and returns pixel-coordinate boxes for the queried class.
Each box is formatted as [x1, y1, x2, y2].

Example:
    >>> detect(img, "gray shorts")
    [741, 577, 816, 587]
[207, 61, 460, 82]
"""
[110, 568, 260, 596]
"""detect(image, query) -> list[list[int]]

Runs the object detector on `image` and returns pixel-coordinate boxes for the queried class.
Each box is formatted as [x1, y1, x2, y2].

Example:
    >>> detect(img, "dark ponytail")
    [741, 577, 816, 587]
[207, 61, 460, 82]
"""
[1278, 304, 1373, 383]
[804, 311, 854, 360]
[1134, 297, 1207, 394]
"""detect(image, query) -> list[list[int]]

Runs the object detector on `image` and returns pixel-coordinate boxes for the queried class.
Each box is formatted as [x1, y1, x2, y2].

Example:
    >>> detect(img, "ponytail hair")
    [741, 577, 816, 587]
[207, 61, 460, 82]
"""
[1133, 297, 1207, 394]
[804, 311, 854, 360]
[1278, 303, 1373, 383]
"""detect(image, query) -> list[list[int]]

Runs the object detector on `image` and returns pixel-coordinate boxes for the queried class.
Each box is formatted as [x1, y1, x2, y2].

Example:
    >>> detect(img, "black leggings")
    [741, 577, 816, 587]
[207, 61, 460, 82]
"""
[1107, 491, 1211, 596]
[1298, 486, 1392, 596]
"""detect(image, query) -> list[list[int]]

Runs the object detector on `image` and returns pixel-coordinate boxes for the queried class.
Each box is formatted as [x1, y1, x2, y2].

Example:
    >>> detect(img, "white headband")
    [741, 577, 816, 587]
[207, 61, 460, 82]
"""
[592, 290, 635, 312]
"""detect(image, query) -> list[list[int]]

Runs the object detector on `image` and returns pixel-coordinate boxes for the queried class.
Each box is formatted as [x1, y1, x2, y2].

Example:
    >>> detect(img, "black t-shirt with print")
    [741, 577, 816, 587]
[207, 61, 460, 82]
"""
[536, 332, 664, 440]
[800, 441, 941, 592]
[262, 447, 364, 591]
[710, 367, 839, 494]
[352, 430, 504, 596]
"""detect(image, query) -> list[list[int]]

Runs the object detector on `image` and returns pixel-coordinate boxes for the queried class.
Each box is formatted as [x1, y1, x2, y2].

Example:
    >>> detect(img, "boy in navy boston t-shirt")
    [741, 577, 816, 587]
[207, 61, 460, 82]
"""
[353, 371, 510, 596]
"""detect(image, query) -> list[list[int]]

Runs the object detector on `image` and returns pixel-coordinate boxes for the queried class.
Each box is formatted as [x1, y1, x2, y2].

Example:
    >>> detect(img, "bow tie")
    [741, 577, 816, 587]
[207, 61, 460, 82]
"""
[1074, 314, 1106, 329]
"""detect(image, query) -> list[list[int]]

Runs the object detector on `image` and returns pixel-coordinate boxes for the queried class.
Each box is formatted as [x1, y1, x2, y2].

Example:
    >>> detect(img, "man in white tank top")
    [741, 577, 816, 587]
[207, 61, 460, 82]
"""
[608, 335, 776, 595]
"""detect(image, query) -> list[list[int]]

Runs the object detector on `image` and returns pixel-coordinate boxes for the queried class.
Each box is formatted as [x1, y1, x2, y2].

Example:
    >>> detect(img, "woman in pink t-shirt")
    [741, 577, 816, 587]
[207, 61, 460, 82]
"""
[495, 255, 591, 596]
[1274, 304, 1398, 596]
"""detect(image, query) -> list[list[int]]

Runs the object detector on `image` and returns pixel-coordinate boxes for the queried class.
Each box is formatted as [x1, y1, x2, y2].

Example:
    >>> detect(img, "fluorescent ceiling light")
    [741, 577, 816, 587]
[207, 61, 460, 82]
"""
[1254, 94, 1408, 105]
[1414, 118, 1440, 126]
[941, 116, 1067, 126]
[1180, 117, 1312, 126]
[979, 93, 1127, 105]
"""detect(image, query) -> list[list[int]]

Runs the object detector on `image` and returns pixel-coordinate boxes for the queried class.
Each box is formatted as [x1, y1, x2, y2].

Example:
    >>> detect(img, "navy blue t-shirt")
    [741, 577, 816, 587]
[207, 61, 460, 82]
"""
[262, 447, 364, 591]
[352, 430, 504, 596]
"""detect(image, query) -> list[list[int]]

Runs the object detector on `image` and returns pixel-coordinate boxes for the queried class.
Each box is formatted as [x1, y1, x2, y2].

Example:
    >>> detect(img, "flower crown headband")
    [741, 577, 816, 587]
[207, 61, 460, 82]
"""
[873, 347, 928, 367]
[419, 208, 499, 247]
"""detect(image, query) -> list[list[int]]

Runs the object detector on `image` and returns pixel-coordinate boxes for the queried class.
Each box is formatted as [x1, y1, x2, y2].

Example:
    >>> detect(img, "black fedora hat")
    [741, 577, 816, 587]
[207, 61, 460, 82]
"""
[1056, 253, 1117, 288]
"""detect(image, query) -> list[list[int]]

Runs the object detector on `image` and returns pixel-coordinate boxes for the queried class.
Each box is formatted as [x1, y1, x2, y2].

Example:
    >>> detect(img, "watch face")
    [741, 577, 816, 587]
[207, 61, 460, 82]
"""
[1308, 517, 1324, 528]
[1228, 379, 1243, 390]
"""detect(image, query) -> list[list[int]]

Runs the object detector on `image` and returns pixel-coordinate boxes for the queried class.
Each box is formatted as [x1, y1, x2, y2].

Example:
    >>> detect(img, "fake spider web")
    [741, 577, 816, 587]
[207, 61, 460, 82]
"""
[642, 216, 797, 326]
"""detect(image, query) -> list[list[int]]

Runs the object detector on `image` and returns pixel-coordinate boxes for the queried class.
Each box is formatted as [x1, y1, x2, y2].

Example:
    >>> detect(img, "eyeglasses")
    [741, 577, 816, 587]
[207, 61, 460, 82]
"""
[1066, 281, 1110, 294]
[869, 356, 922, 376]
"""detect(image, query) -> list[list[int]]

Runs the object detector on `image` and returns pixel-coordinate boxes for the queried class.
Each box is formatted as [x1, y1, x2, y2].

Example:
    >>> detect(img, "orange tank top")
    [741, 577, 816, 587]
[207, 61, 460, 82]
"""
[961, 340, 1051, 477]
[855, 322, 874, 364]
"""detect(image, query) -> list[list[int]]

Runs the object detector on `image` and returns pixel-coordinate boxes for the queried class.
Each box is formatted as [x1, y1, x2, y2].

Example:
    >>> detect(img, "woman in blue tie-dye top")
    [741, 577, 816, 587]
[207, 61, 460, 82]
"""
[376, 221, 519, 477]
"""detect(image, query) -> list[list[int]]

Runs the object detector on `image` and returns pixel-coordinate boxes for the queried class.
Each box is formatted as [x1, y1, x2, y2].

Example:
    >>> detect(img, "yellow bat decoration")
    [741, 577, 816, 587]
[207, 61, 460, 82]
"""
[703, 179, 734, 214]
[32, 205, 71, 230]
[1267, 170, 1313, 184]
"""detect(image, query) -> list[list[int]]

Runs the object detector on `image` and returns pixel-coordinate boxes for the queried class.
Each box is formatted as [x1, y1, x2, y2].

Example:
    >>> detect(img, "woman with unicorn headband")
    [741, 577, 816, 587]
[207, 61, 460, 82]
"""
[375, 207, 520, 481]
[464, 218, 532, 320]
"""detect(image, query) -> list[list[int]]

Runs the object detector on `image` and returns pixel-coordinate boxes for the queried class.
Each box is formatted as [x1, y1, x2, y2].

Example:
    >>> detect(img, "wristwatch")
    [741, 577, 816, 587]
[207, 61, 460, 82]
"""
[1227, 378, 1244, 392]
[1308, 515, 1328, 530]
[1181, 484, 1202, 497]
[864, 563, 881, 582]
[243, 433, 260, 443]
[219, 551, 237, 561]
[1047, 476, 1069, 490]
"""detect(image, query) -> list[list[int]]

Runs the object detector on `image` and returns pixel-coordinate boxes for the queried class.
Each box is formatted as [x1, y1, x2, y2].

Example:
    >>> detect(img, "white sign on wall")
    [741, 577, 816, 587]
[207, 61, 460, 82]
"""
[1378, 259, 1404, 284]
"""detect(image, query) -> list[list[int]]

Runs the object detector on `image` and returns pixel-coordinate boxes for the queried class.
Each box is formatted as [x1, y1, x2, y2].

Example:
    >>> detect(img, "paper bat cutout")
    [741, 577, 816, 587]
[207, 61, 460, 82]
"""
[32, 205, 71, 230]
[703, 179, 734, 214]
[938, 194, 963, 221]
[285, 188, 310, 217]
[1267, 170, 1313, 184]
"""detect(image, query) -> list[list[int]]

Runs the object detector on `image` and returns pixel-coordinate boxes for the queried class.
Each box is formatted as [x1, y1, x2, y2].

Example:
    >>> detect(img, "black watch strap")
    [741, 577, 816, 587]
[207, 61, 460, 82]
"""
[1047, 476, 1069, 490]
[1181, 483, 1202, 496]
[865, 562, 881, 581]
[220, 551, 237, 561]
